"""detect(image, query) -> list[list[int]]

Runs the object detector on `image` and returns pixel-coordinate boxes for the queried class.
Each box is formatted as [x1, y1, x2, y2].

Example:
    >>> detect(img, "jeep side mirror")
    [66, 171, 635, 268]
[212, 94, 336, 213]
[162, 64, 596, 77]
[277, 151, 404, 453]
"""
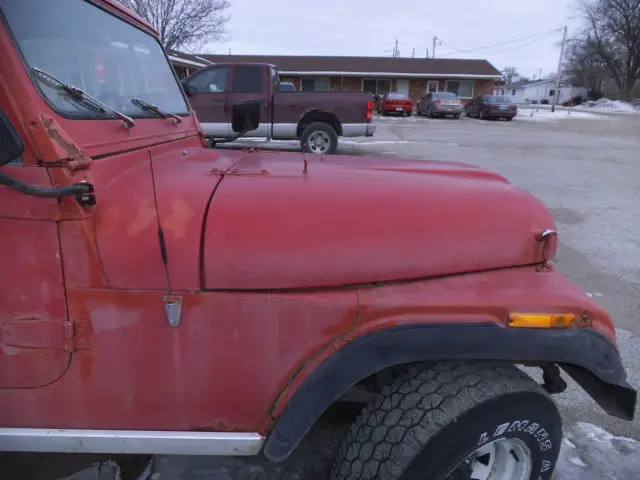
[231, 100, 262, 133]
[0, 109, 24, 166]
[181, 81, 196, 97]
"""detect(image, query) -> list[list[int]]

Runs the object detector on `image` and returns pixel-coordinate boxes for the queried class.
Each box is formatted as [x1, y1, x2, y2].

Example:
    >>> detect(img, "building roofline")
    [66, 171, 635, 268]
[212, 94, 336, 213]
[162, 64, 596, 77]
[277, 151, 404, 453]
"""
[278, 71, 502, 79]
[168, 54, 208, 68]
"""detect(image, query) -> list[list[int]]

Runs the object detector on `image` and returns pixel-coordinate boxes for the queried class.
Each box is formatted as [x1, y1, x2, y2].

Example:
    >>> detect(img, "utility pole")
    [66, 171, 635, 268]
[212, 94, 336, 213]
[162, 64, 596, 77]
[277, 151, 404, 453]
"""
[432, 36, 437, 58]
[392, 37, 400, 58]
[412, 47, 415, 58]
[551, 26, 567, 112]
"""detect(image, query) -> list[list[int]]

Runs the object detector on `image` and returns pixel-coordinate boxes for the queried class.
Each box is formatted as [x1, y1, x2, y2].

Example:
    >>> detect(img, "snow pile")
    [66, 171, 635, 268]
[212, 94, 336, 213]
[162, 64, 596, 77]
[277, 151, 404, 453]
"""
[556, 422, 640, 480]
[515, 109, 600, 122]
[580, 98, 640, 114]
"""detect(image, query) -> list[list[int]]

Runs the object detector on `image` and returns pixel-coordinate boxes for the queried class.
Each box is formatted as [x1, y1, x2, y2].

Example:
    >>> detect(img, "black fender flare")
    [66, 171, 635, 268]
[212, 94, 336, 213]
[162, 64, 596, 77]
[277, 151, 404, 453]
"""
[263, 323, 636, 462]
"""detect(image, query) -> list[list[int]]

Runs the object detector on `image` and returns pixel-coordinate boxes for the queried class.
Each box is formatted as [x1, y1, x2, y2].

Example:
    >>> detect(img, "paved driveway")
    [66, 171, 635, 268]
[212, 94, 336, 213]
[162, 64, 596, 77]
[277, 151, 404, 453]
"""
[3, 111, 640, 480]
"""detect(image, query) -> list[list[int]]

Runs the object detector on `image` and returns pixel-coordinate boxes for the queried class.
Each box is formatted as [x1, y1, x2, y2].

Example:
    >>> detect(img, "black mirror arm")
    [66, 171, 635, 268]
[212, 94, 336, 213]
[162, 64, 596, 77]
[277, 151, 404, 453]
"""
[0, 172, 94, 200]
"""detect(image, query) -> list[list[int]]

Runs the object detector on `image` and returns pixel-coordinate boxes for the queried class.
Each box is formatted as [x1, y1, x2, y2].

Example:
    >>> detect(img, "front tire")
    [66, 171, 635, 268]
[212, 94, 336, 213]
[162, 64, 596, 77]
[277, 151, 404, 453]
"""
[331, 361, 562, 480]
[300, 122, 338, 155]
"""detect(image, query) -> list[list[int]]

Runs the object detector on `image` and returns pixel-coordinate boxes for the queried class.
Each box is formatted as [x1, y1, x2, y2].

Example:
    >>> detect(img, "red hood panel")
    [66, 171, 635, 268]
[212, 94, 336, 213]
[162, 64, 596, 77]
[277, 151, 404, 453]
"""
[203, 151, 555, 290]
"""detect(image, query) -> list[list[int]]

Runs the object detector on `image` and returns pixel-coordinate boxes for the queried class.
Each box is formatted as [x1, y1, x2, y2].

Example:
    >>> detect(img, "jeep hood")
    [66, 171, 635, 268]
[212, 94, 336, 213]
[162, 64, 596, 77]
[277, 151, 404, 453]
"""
[203, 151, 556, 290]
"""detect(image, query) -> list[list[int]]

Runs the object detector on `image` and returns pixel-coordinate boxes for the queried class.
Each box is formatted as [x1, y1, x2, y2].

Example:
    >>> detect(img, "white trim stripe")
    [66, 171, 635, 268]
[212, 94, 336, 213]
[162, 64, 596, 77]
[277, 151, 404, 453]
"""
[0, 428, 264, 456]
[168, 55, 208, 68]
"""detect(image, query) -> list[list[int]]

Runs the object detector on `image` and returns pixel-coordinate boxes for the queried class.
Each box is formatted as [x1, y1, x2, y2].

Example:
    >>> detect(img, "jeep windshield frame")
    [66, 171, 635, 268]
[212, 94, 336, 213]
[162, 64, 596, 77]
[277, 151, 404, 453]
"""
[0, 0, 190, 121]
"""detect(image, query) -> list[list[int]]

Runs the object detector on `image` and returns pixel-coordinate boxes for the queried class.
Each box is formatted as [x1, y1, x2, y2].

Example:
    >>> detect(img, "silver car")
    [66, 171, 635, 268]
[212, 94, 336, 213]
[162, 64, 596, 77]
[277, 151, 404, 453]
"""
[417, 92, 464, 119]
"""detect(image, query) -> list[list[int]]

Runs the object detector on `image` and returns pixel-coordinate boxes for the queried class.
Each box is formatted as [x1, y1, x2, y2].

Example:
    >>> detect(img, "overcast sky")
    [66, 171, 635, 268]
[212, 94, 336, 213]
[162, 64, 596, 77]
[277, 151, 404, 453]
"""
[205, 0, 584, 79]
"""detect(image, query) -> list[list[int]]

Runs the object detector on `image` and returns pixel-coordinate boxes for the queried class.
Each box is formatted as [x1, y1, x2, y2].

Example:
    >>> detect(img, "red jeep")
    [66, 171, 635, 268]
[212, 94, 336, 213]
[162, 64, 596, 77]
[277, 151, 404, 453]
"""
[0, 1, 635, 479]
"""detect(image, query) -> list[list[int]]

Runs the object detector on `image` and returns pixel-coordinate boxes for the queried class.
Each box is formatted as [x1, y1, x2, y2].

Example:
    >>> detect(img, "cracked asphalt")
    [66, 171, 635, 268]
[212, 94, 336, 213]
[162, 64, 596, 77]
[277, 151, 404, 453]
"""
[2, 110, 639, 480]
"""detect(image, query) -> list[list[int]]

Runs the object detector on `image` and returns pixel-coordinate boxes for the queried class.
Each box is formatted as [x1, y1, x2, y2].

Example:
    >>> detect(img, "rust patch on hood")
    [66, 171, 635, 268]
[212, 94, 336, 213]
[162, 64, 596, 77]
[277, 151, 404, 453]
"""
[40, 115, 92, 170]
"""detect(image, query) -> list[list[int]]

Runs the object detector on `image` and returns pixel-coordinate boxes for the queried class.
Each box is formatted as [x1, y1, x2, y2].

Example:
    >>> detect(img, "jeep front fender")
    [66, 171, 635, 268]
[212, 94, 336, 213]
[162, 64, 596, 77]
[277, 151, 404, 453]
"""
[263, 324, 636, 463]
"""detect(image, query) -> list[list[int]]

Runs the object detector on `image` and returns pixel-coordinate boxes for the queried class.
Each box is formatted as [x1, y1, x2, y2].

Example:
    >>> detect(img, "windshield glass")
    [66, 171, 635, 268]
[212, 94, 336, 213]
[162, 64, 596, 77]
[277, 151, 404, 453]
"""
[1, 0, 189, 119]
[387, 93, 408, 99]
[434, 92, 458, 99]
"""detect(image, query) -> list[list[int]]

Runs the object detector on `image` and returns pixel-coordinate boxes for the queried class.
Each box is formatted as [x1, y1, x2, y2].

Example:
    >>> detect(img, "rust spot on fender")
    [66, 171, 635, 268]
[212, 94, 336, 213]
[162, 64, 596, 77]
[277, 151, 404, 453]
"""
[126, 199, 156, 236]
[78, 351, 94, 381]
[163, 198, 195, 239]
[40, 115, 92, 170]
[193, 419, 244, 433]
[100, 206, 120, 237]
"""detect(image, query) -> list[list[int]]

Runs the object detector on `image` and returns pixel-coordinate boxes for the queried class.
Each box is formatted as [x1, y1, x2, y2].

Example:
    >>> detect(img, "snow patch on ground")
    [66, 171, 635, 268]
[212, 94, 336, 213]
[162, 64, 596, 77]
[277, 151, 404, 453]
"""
[578, 98, 640, 114]
[556, 422, 640, 480]
[340, 140, 414, 145]
[515, 109, 600, 122]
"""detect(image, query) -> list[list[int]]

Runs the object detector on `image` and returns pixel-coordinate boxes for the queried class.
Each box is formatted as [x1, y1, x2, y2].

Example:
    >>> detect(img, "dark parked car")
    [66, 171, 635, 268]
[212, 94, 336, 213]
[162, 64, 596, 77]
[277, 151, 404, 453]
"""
[465, 95, 518, 121]
[377, 92, 413, 116]
[417, 92, 464, 119]
[278, 81, 296, 92]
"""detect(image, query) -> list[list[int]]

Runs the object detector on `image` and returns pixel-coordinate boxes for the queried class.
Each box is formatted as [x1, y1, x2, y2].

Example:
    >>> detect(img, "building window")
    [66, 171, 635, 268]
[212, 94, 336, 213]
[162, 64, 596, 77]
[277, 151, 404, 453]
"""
[549, 89, 555, 96]
[301, 77, 330, 92]
[445, 79, 474, 98]
[362, 78, 391, 95]
[512, 89, 516, 95]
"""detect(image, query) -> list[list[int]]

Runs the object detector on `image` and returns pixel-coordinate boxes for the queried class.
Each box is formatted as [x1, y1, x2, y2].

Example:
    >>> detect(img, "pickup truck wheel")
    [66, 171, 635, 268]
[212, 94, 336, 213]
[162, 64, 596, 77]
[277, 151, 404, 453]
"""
[331, 361, 562, 480]
[300, 122, 338, 155]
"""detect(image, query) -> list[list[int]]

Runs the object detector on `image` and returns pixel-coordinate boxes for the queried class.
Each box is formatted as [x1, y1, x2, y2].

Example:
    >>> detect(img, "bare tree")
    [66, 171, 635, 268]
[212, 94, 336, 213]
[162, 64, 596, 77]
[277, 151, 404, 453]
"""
[118, 0, 231, 51]
[502, 66, 519, 84]
[579, 0, 640, 100]
[563, 35, 608, 94]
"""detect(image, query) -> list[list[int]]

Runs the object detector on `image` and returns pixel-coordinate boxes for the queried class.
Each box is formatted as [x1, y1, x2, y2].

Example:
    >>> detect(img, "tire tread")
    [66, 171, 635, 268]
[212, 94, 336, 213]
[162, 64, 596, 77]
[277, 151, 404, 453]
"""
[331, 361, 548, 480]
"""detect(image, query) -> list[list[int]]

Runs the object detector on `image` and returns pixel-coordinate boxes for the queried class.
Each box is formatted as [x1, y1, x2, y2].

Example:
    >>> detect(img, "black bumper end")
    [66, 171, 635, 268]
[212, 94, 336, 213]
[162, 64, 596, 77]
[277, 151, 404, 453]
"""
[563, 364, 637, 421]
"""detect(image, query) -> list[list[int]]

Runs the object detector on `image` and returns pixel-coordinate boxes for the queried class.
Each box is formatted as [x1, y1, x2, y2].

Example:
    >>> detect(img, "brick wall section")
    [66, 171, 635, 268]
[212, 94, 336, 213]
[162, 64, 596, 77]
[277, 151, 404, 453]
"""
[474, 79, 495, 95]
[278, 76, 496, 105]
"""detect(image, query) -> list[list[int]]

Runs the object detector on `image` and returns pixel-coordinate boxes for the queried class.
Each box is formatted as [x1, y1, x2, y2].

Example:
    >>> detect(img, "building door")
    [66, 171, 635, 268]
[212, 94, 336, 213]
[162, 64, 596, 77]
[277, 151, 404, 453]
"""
[396, 79, 410, 96]
[427, 80, 439, 93]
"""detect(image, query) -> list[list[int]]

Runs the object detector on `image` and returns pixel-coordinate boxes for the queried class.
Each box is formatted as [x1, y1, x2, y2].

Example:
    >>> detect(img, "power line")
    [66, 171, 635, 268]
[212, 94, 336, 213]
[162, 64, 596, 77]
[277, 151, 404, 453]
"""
[435, 28, 563, 57]
[470, 32, 559, 55]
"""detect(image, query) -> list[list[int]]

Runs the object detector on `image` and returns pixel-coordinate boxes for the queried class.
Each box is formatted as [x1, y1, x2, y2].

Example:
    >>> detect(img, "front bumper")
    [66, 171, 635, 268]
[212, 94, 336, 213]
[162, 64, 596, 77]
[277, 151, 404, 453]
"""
[365, 123, 376, 137]
[383, 105, 412, 114]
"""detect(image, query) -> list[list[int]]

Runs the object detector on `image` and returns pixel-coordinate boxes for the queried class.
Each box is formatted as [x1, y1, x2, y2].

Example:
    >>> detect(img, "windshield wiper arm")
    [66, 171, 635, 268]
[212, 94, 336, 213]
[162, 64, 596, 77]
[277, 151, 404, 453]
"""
[31, 67, 135, 129]
[131, 98, 182, 124]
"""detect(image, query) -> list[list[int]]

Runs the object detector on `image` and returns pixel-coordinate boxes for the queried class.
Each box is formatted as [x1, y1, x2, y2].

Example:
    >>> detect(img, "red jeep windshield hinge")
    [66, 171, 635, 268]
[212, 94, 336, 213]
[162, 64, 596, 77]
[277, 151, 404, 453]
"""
[1, 318, 91, 352]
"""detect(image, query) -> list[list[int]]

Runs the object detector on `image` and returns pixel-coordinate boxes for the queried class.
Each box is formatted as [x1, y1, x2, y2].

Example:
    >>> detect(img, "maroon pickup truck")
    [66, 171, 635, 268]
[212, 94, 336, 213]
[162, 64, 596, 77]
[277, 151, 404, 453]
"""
[181, 62, 376, 154]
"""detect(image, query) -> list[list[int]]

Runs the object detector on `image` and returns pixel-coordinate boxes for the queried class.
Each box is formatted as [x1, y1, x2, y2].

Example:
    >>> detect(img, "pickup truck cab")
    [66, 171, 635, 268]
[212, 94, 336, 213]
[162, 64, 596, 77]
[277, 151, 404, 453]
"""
[181, 62, 375, 154]
[0, 1, 635, 480]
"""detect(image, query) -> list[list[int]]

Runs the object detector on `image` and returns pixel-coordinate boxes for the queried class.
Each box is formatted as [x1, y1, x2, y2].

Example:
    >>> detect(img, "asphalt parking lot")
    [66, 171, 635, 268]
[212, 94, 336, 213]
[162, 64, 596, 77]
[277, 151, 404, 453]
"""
[4, 110, 640, 480]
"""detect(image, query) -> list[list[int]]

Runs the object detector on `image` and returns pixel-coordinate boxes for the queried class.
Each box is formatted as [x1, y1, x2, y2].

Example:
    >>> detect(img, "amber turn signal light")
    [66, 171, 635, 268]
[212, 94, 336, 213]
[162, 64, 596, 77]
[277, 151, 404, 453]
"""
[508, 313, 576, 328]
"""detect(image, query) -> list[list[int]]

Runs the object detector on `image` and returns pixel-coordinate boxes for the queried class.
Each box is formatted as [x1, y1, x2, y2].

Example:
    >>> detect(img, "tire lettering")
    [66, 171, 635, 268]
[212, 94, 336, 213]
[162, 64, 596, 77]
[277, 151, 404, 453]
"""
[540, 439, 553, 452]
[493, 422, 510, 437]
[541, 459, 552, 472]
[478, 432, 489, 445]
[534, 428, 549, 442]
[507, 420, 529, 433]
[524, 422, 539, 435]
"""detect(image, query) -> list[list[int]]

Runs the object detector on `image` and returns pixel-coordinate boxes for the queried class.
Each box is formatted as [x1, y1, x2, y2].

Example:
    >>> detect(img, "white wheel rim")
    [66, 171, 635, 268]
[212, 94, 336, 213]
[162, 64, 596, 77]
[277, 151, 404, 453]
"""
[446, 438, 532, 480]
[307, 131, 330, 154]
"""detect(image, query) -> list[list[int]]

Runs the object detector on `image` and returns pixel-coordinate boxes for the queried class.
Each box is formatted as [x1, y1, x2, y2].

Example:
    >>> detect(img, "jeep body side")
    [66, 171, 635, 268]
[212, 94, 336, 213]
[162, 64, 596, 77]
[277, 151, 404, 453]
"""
[0, 1, 635, 479]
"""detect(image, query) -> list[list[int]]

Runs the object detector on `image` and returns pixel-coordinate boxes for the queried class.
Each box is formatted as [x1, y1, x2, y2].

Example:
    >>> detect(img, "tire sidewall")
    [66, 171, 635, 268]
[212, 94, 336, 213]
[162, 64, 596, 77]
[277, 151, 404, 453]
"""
[301, 123, 338, 155]
[400, 392, 562, 480]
